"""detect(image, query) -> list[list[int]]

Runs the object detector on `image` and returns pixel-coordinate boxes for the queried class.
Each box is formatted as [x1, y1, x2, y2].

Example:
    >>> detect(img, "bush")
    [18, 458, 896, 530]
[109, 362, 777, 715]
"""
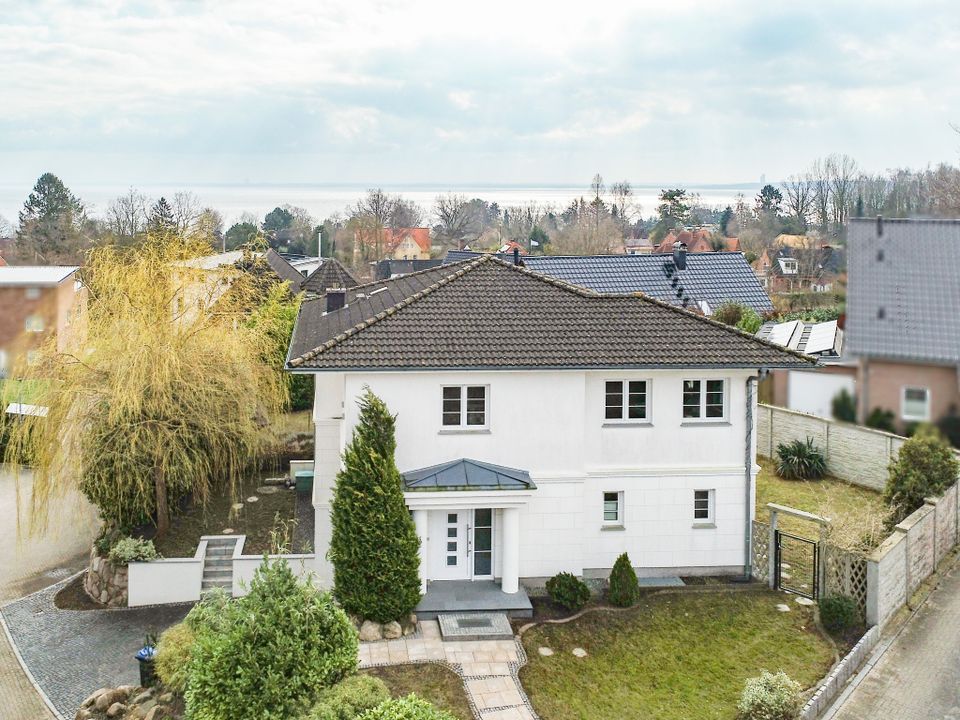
[885, 425, 959, 526]
[865, 407, 896, 433]
[775, 437, 827, 480]
[290, 374, 314, 412]
[107, 537, 159, 565]
[938, 411, 960, 449]
[831, 389, 856, 423]
[359, 695, 456, 720]
[736, 307, 763, 335]
[546, 572, 590, 612]
[155, 622, 195, 693]
[185, 558, 358, 720]
[736, 671, 802, 720]
[713, 302, 747, 328]
[607, 553, 638, 607]
[330, 390, 421, 623]
[819, 595, 859, 633]
[308, 675, 391, 720]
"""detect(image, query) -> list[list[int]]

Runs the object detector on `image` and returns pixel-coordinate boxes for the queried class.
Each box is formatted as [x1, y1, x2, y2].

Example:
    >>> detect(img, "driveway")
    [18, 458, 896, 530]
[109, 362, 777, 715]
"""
[0, 465, 100, 720]
[830, 558, 960, 720]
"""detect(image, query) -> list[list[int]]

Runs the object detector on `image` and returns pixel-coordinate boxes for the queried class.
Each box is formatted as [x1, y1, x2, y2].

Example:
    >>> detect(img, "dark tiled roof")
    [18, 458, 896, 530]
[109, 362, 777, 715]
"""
[287, 255, 813, 371]
[402, 459, 536, 492]
[265, 248, 307, 287]
[847, 218, 960, 364]
[301, 258, 361, 295]
[375, 258, 445, 280]
[443, 251, 773, 314]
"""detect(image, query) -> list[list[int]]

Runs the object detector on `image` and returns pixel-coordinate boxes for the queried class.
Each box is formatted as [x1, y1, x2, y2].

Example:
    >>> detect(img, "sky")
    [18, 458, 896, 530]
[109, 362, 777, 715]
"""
[2, 0, 960, 190]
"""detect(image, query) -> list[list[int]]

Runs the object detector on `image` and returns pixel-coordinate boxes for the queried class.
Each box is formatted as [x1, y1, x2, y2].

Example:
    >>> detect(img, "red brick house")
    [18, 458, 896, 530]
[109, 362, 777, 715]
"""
[654, 229, 740, 254]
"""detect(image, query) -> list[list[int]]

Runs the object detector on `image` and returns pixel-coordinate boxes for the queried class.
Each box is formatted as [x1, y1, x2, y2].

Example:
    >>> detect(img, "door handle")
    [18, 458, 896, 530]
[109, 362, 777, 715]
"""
[467, 524, 472, 554]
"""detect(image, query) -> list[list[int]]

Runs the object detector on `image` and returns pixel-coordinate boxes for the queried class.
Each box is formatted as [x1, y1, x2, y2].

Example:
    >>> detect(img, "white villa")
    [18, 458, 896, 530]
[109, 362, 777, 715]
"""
[286, 255, 813, 609]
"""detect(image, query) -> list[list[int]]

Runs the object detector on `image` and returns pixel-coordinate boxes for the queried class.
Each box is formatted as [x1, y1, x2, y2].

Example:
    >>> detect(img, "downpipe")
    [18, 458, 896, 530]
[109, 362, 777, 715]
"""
[737, 374, 758, 583]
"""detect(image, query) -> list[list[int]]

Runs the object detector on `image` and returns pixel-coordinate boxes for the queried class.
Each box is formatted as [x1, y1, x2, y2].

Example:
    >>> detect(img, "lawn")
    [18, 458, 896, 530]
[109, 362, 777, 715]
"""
[363, 664, 472, 720]
[755, 458, 889, 550]
[519, 590, 833, 720]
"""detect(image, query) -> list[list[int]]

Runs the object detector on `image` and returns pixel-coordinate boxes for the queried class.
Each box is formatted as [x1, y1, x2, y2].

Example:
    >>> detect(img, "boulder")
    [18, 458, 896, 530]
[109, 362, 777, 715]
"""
[81, 688, 109, 708]
[382, 621, 402, 640]
[359, 620, 383, 642]
[95, 690, 120, 712]
[131, 689, 153, 706]
[157, 692, 174, 704]
[74, 709, 93, 720]
[144, 705, 160, 720]
[106, 701, 126, 717]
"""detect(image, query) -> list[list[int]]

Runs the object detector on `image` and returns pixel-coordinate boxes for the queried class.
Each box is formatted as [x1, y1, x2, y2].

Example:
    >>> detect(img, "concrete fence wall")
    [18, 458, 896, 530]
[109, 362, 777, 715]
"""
[232, 553, 317, 596]
[757, 404, 904, 491]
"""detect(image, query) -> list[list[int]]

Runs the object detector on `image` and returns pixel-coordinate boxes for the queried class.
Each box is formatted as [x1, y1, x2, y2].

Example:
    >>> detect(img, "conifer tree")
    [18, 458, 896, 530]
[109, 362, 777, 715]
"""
[608, 552, 639, 607]
[329, 389, 421, 622]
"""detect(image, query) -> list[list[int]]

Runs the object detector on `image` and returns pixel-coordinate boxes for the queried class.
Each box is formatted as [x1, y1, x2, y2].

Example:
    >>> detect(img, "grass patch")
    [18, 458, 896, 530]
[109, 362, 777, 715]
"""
[519, 590, 833, 720]
[148, 469, 305, 558]
[0, 378, 46, 405]
[756, 458, 889, 550]
[362, 664, 472, 720]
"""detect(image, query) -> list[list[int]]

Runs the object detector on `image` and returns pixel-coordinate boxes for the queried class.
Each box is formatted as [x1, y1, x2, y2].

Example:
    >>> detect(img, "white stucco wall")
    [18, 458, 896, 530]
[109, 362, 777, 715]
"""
[787, 369, 855, 418]
[310, 368, 758, 583]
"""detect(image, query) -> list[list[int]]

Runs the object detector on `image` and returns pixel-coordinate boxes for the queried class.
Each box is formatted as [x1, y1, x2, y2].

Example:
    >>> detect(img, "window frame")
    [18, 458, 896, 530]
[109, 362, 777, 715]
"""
[24, 315, 44, 333]
[682, 378, 727, 423]
[440, 384, 490, 431]
[24, 287, 40, 300]
[603, 379, 651, 424]
[602, 490, 624, 527]
[901, 386, 931, 422]
[693, 489, 715, 526]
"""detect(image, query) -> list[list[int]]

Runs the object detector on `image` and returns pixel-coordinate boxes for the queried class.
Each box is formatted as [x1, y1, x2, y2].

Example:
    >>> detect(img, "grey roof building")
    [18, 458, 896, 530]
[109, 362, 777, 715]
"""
[301, 258, 361, 295]
[287, 254, 811, 371]
[443, 250, 773, 314]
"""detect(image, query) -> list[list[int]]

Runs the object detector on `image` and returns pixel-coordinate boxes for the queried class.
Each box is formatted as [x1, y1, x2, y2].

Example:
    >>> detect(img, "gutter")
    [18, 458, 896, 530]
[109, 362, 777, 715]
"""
[743, 374, 757, 580]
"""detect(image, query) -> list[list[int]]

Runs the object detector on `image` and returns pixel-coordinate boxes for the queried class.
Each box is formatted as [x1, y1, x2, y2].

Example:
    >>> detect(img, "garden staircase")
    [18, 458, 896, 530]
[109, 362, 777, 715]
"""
[201, 536, 238, 594]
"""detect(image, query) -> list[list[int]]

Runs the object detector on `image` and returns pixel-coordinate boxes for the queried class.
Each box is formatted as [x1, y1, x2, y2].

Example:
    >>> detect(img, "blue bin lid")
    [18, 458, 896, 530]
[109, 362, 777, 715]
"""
[136, 646, 156, 661]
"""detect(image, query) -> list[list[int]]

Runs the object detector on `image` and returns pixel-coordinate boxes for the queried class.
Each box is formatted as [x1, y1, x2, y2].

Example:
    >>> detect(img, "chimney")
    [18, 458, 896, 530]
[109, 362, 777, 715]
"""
[513, 247, 520, 266]
[876, 215, 884, 238]
[326, 288, 346, 313]
[672, 240, 687, 270]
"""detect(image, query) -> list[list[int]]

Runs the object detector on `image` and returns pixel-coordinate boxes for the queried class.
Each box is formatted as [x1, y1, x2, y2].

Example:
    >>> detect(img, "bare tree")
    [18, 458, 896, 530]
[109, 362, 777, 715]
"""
[927, 163, 960, 216]
[106, 187, 149, 244]
[610, 181, 635, 228]
[389, 197, 425, 228]
[352, 188, 396, 260]
[810, 158, 832, 234]
[171, 191, 202, 236]
[780, 174, 815, 230]
[827, 154, 859, 230]
[195, 207, 225, 250]
[434, 193, 482, 250]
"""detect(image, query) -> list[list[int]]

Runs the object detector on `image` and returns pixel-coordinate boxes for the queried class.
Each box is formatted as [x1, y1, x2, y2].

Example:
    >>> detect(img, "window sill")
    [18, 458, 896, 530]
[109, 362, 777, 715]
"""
[600, 524, 626, 532]
[438, 428, 491, 435]
[680, 420, 730, 427]
[692, 522, 716, 529]
[602, 422, 653, 428]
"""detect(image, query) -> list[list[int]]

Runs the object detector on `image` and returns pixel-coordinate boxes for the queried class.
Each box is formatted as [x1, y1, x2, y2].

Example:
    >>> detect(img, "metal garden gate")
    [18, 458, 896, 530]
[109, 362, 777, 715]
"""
[774, 530, 819, 600]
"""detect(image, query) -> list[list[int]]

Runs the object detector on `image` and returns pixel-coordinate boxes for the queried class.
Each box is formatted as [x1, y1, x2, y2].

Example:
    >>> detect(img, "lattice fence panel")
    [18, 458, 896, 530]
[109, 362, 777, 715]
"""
[752, 520, 770, 583]
[823, 544, 868, 619]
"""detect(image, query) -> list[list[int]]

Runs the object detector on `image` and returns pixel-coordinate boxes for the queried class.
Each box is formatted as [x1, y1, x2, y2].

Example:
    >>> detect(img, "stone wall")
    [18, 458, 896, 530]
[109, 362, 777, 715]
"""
[799, 626, 880, 720]
[84, 547, 128, 607]
[757, 404, 903, 491]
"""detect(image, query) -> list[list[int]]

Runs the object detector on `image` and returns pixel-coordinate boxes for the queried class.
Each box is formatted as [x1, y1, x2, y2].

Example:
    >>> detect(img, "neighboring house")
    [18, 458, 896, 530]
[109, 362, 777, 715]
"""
[753, 244, 844, 293]
[265, 248, 313, 286]
[444, 248, 774, 315]
[756, 319, 855, 417]
[623, 237, 654, 255]
[497, 241, 528, 256]
[301, 257, 361, 296]
[286, 255, 812, 600]
[654, 229, 740, 254]
[354, 227, 432, 262]
[173, 250, 245, 319]
[0, 266, 84, 377]
[375, 259, 445, 280]
[0, 254, 6, 266]
[847, 217, 960, 430]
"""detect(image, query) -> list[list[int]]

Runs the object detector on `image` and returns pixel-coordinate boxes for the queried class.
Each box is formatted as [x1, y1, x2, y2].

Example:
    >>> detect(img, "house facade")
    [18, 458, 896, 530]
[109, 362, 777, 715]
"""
[0, 266, 84, 377]
[287, 256, 812, 594]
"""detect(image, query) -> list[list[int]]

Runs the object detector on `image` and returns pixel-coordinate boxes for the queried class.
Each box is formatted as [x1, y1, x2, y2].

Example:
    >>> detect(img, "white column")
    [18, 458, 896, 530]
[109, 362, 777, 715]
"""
[501, 507, 520, 594]
[413, 509, 428, 594]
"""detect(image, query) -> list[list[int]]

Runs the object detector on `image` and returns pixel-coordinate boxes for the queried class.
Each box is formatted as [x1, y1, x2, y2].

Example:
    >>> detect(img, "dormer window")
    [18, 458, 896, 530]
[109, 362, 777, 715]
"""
[781, 258, 798, 274]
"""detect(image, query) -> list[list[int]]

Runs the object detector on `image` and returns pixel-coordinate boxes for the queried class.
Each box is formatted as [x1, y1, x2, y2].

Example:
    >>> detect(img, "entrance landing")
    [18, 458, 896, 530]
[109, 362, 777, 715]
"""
[416, 580, 532, 619]
[438, 612, 514, 640]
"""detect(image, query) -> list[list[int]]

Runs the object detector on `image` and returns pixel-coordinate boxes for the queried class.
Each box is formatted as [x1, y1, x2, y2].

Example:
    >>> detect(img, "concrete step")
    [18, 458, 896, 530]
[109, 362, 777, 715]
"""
[204, 557, 232, 567]
[203, 568, 232, 579]
[201, 579, 232, 590]
[206, 547, 234, 556]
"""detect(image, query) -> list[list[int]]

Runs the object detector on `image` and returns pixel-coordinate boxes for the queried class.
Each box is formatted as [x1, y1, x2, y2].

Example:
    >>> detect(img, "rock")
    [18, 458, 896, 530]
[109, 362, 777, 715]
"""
[403, 623, 416, 636]
[144, 708, 160, 720]
[75, 709, 93, 720]
[776, 604, 791, 612]
[130, 689, 153, 706]
[795, 596, 816, 606]
[256, 485, 280, 494]
[106, 701, 126, 717]
[359, 620, 383, 642]
[383, 621, 402, 640]
[246, 496, 259, 503]
[231, 502, 244, 511]
[158, 692, 174, 704]
[95, 691, 120, 711]
[408, 613, 418, 626]
[348, 613, 363, 631]
[116, 686, 135, 697]
[537, 647, 554, 656]
[138, 698, 157, 715]
[571, 647, 588, 658]
[82, 688, 109, 708]
[222, 528, 235, 534]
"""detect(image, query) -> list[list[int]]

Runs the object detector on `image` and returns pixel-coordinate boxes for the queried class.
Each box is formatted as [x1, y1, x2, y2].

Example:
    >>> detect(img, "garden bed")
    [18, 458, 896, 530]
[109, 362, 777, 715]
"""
[519, 589, 834, 720]
[362, 665, 473, 720]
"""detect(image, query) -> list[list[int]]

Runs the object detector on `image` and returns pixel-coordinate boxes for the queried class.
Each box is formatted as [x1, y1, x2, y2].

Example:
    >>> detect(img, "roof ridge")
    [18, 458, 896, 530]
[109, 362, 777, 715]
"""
[289, 255, 490, 366]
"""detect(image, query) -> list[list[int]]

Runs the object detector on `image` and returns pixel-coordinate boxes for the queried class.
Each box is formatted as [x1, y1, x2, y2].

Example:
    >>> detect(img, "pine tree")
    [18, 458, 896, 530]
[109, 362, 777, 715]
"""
[149, 197, 176, 235]
[16, 172, 87, 262]
[608, 552, 639, 607]
[329, 389, 421, 622]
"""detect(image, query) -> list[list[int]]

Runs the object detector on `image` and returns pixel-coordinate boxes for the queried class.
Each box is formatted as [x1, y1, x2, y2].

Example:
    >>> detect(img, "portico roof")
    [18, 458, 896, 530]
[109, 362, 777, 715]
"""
[402, 459, 536, 492]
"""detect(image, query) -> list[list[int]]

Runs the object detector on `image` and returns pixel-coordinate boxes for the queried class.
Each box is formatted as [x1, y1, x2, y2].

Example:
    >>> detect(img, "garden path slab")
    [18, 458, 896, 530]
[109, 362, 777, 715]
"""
[0, 578, 189, 718]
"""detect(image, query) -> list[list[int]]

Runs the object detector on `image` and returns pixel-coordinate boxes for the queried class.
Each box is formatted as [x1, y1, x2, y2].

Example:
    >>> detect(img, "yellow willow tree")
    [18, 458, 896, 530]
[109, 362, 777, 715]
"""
[2, 235, 288, 537]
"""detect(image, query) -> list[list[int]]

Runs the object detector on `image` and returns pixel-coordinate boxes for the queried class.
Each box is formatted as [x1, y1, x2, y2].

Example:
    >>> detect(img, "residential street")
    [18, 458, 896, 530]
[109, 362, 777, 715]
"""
[0, 466, 99, 720]
[831, 558, 960, 720]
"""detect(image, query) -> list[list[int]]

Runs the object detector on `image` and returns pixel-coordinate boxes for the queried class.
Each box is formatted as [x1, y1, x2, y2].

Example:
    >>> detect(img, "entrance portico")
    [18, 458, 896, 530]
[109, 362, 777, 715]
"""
[402, 459, 535, 597]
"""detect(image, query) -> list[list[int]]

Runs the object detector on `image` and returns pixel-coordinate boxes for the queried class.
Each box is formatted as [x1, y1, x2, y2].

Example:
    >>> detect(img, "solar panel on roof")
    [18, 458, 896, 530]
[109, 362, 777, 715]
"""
[804, 321, 839, 355]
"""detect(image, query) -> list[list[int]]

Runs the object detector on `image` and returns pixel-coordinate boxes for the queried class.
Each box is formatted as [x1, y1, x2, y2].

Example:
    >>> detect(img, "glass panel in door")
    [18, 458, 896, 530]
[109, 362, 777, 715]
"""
[473, 508, 493, 577]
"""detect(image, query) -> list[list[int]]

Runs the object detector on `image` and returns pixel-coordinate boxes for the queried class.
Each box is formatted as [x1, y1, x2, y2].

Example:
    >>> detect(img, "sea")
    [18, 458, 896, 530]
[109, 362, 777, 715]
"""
[0, 183, 760, 228]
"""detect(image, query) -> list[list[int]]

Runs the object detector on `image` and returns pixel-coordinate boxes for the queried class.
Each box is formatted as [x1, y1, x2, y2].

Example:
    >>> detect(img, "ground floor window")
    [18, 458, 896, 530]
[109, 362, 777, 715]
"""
[902, 386, 930, 422]
[694, 489, 715, 524]
[603, 491, 623, 525]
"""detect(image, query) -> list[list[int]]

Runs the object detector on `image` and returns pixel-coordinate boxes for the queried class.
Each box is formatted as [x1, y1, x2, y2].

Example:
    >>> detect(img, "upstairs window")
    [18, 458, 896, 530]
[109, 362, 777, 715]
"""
[902, 387, 930, 422]
[24, 315, 44, 333]
[442, 386, 488, 428]
[682, 379, 726, 421]
[604, 380, 649, 422]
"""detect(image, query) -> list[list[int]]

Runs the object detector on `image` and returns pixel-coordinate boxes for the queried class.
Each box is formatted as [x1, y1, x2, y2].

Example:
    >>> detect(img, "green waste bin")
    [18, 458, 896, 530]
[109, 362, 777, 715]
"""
[294, 470, 314, 493]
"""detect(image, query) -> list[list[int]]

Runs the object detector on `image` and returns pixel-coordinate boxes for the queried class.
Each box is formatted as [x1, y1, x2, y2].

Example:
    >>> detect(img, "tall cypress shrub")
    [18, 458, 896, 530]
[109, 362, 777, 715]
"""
[329, 389, 421, 622]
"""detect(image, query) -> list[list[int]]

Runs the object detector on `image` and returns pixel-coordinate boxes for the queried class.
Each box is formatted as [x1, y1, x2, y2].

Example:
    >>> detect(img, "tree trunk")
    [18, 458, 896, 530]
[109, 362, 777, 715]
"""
[154, 464, 169, 538]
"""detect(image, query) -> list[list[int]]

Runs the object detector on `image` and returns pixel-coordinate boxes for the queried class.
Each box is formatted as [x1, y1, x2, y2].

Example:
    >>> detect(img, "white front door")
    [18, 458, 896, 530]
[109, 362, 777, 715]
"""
[428, 509, 495, 581]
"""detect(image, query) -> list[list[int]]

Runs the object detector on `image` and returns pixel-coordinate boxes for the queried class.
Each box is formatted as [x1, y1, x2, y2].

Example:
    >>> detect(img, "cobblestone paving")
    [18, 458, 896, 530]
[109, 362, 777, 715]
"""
[831, 559, 960, 720]
[1, 579, 188, 718]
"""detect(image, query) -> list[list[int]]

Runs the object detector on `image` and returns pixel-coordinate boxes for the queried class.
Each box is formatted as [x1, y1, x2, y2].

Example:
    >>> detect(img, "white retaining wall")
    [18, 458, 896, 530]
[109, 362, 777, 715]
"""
[127, 540, 207, 607]
[232, 554, 317, 596]
[757, 404, 904, 491]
